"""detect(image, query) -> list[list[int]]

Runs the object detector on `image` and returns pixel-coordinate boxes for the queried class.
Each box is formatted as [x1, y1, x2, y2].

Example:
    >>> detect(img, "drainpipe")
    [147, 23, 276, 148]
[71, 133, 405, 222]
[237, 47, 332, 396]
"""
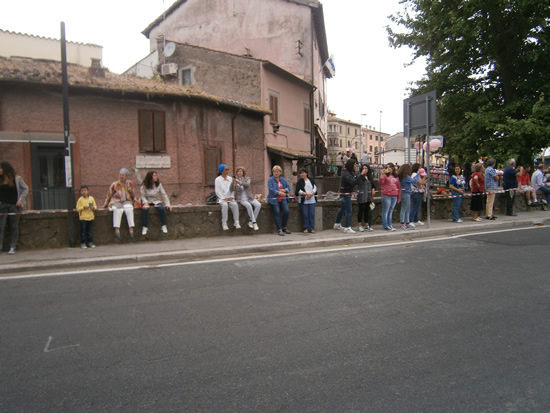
[231, 109, 241, 173]
[310, 13, 316, 175]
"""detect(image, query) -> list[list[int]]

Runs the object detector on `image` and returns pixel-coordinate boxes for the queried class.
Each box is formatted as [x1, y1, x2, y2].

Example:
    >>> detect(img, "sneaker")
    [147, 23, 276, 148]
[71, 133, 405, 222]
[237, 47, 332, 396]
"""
[222, 223, 229, 231]
[488, 216, 496, 220]
[142, 227, 148, 235]
[161, 225, 168, 234]
[234, 223, 242, 229]
[416, 221, 425, 225]
[334, 223, 343, 230]
[389, 226, 396, 231]
[87, 242, 96, 248]
[283, 228, 291, 234]
[543, 199, 548, 205]
[400, 224, 409, 230]
[253, 223, 259, 231]
[357, 226, 365, 232]
[8, 247, 15, 254]
[408, 222, 416, 228]
[343, 227, 356, 234]
[366, 226, 374, 232]
[248, 221, 254, 229]
[383, 227, 392, 231]
[80, 243, 87, 249]
[278, 229, 285, 236]
[506, 213, 518, 217]
[456, 219, 464, 223]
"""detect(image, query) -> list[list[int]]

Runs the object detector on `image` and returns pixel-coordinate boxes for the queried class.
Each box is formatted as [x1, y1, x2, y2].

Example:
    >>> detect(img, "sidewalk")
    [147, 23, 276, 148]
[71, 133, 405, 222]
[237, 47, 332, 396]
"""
[1, 211, 549, 276]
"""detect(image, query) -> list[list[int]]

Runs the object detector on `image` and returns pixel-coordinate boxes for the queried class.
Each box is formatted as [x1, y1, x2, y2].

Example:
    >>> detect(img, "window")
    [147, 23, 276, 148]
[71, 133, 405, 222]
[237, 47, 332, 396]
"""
[380, 136, 384, 142]
[369, 145, 373, 152]
[269, 91, 279, 124]
[375, 135, 379, 141]
[370, 134, 373, 140]
[179, 66, 194, 86]
[204, 146, 222, 186]
[347, 127, 350, 135]
[139, 110, 166, 152]
[303, 105, 311, 132]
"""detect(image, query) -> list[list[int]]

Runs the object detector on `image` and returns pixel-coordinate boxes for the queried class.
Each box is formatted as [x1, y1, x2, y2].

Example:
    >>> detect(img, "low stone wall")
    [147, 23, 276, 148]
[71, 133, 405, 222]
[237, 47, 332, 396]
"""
[2, 191, 543, 251]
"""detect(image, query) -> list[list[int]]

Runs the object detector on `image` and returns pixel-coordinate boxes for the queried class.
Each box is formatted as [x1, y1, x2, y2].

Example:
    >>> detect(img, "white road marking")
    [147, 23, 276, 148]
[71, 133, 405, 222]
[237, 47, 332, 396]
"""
[43, 336, 80, 353]
[1, 226, 546, 281]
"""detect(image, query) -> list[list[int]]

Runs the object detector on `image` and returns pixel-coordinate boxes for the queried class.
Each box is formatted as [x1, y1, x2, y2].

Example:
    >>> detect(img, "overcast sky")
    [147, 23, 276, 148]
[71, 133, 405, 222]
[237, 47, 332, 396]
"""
[0, 0, 426, 135]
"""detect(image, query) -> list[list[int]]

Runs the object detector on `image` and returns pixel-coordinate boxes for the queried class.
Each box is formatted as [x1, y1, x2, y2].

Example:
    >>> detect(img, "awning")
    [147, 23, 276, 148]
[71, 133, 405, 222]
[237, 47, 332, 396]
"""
[267, 145, 316, 160]
[0, 131, 76, 143]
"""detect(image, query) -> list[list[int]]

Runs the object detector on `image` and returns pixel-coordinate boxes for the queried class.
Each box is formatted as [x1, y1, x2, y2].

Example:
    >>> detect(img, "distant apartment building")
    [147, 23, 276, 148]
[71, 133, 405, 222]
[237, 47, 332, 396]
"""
[0, 29, 102, 67]
[327, 115, 361, 159]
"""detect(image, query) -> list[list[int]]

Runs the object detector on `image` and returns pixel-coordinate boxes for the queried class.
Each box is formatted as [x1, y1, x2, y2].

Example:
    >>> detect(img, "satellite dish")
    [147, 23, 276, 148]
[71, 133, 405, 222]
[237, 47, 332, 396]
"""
[163, 42, 176, 57]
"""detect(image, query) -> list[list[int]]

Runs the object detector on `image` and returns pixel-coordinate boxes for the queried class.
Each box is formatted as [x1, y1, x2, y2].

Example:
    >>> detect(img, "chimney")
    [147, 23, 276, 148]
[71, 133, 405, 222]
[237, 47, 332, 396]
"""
[88, 58, 106, 78]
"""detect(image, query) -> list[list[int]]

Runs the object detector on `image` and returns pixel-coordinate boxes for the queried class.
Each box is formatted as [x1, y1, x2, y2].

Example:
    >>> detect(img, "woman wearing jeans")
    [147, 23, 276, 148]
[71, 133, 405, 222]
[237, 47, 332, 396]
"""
[410, 164, 427, 225]
[397, 164, 419, 230]
[333, 159, 367, 234]
[449, 166, 466, 222]
[295, 168, 317, 233]
[0, 161, 28, 254]
[378, 163, 400, 231]
[267, 165, 291, 236]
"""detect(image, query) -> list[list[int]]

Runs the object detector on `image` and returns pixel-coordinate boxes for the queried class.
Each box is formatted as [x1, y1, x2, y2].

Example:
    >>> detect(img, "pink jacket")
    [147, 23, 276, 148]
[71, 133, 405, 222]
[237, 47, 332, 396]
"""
[378, 174, 401, 202]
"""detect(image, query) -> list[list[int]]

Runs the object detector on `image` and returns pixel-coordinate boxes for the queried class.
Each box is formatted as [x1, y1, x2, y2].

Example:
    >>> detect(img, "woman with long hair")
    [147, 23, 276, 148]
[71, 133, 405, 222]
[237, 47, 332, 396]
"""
[397, 163, 420, 230]
[378, 162, 400, 231]
[140, 171, 172, 235]
[295, 167, 317, 233]
[356, 163, 375, 232]
[334, 159, 367, 234]
[234, 166, 261, 231]
[449, 165, 466, 222]
[0, 161, 29, 254]
[409, 163, 427, 226]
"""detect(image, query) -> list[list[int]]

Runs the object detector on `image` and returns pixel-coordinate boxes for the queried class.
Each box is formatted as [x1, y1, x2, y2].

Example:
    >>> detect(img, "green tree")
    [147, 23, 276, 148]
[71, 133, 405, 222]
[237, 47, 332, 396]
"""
[387, 0, 550, 165]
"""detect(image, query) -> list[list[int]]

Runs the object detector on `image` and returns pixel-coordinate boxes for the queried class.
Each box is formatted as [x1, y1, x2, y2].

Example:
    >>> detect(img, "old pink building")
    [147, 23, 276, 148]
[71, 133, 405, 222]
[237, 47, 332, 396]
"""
[141, 0, 332, 173]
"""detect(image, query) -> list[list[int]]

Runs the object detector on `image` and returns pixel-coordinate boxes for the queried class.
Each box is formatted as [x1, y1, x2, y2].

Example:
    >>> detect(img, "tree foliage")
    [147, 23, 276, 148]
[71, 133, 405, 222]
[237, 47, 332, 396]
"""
[387, 0, 550, 165]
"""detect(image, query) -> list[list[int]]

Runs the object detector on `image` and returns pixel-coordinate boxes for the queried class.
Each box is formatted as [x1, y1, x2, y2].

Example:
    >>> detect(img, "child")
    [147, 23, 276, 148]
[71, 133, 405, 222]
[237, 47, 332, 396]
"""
[76, 185, 97, 248]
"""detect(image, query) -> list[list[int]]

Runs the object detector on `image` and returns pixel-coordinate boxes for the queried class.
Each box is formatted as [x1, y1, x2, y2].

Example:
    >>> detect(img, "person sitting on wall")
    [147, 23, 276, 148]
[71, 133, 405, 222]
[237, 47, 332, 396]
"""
[234, 166, 261, 231]
[215, 164, 241, 231]
[104, 168, 136, 239]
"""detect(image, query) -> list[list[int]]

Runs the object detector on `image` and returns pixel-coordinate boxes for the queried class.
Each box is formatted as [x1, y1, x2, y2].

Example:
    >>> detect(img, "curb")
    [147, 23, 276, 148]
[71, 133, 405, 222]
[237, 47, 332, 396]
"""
[1, 217, 548, 276]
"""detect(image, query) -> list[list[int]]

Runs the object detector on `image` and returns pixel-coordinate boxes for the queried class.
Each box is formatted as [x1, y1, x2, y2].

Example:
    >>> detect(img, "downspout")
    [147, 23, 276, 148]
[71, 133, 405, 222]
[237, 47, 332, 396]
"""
[310, 12, 316, 173]
[232, 108, 241, 174]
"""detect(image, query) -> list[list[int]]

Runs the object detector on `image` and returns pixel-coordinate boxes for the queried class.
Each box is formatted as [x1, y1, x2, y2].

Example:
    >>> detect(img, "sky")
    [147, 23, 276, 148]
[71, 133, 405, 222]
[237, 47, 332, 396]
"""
[0, 0, 426, 135]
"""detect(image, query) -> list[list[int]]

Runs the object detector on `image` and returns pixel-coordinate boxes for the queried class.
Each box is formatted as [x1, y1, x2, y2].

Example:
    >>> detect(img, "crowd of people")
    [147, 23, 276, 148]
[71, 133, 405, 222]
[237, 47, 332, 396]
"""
[1, 157, 550, 253]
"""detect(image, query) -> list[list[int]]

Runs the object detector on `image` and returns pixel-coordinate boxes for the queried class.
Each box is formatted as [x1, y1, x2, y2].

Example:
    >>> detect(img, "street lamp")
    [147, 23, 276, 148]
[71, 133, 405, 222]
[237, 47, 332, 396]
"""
[360, 113, 367, 155]
[378, 110, 383, 164]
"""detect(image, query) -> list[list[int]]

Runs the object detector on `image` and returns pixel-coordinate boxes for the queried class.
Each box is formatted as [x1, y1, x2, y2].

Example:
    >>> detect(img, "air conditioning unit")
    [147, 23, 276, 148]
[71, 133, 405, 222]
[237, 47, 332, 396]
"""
[160, 63, 178, 75]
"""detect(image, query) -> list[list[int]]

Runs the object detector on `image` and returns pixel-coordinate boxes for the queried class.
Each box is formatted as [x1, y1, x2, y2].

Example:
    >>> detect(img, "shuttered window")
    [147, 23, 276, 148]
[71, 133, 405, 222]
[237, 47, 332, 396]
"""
[269, 92, 279, 124]
[139, 110, 166, 152]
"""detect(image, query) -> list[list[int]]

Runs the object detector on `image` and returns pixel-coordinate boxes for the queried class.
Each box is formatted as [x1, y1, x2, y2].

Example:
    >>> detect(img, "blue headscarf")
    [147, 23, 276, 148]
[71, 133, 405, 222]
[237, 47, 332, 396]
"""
[218, 164, 227, 175]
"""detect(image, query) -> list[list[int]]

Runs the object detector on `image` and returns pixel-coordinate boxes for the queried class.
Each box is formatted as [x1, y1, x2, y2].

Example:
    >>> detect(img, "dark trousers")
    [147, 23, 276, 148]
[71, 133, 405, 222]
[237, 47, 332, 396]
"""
[357, 202, 373, 227]
[0, 203, 21, 249]
[80, 220, 94, 244]
[505, 188, 516, 215]
[271, 201, 289, 230]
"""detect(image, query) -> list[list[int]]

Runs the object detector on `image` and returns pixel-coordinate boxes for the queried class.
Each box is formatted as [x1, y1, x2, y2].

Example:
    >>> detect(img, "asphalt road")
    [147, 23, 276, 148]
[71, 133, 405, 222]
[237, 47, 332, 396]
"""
[1, 227, 549, 412]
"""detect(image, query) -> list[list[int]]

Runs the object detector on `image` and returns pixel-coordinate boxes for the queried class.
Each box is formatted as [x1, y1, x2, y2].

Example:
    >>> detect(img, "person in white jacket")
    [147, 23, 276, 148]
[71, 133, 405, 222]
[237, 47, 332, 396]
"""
[215, 164, 240, 231]
[140, 171, 171, 235]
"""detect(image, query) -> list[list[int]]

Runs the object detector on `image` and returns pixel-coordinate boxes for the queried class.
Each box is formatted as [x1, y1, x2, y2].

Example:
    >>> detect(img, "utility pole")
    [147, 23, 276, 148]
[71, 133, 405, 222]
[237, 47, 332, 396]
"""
[61, 22, 75, 247]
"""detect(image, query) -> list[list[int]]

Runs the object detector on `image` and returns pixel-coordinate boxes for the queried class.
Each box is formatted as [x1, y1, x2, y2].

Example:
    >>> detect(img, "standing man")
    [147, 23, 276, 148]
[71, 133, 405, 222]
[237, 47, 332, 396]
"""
[502, 159, 521, 217]
[484, 158, 499, 220]
[336, 152, 344, 176]
[532, 163, 550, 210]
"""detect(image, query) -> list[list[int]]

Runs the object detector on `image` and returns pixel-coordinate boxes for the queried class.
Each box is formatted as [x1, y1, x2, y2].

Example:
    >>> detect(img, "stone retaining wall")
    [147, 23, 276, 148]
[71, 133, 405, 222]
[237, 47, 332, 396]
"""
[2, 191, 544, 251]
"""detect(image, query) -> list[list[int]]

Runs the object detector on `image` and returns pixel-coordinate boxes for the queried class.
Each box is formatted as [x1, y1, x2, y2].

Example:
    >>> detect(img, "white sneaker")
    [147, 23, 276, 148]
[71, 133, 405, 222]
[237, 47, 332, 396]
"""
[343, 227, 356, 234]
[408, 223, 416, 228]
[416, 221, 425, 225]
[222, 223, 229, 231]
[456, 219, 464, 223]
[334, 223, 343, 230]
[8, 247, 15, 254]
[389, 226, 396, 231]
[253, 223, 259, 231]
[248, 221, 254, 229]
[234, 222, 241, 229]
[357, 226, 365, 232]
[142, 227, 148, 235]
[367, 226, 374, 232]
[161, 225, 168, 234]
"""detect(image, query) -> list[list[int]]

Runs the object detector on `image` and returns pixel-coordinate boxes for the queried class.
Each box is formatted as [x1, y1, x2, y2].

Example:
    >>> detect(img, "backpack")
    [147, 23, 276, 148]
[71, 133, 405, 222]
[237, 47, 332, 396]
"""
[205, 192, 217, 205]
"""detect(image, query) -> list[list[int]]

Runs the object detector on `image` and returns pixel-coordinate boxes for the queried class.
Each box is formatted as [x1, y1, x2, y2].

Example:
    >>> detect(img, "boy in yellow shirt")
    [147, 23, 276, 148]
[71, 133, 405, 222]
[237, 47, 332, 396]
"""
[76, 186, 97, 248]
